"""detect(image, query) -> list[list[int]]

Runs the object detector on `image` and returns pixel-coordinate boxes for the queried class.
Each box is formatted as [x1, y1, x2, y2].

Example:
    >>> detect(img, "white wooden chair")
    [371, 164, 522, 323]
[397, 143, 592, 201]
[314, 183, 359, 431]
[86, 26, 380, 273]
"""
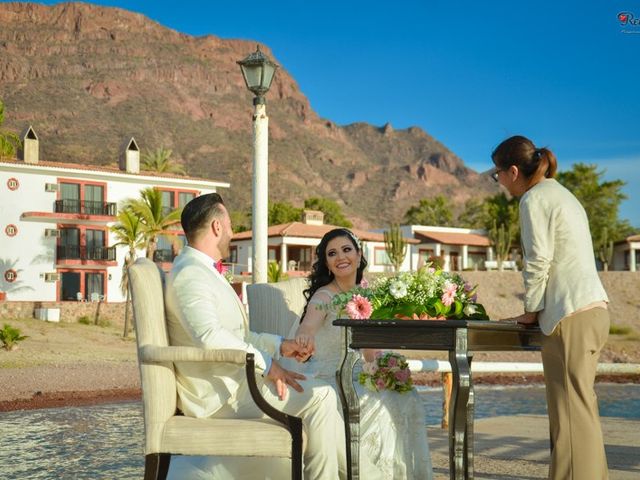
[246, 277, 308, 337]
[128, 258, 303, 480]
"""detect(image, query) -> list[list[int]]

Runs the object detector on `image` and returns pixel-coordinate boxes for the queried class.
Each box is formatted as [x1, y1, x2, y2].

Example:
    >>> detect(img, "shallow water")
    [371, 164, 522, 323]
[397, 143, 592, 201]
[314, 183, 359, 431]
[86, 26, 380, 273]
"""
[0, 384, 638, 479]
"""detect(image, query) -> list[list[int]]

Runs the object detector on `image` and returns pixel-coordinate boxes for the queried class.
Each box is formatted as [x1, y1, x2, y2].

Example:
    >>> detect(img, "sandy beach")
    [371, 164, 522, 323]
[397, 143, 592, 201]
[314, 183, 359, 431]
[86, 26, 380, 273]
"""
[1, 271, 639, 411]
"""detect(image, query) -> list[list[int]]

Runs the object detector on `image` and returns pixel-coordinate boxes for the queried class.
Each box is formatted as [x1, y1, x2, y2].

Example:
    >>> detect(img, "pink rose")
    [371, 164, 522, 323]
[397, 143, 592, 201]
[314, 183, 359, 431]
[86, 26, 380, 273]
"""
[394, 369, 410, 383]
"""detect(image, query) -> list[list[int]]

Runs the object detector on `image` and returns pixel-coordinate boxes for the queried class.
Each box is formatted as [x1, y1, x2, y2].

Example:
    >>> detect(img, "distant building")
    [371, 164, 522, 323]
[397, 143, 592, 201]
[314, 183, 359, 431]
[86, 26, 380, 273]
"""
[229, 214, 501, 275]
[230, 210, 419, 275]
[612, 234, 640, 271]
[398, 225, 497, 271]
[0, 127, 228, 302]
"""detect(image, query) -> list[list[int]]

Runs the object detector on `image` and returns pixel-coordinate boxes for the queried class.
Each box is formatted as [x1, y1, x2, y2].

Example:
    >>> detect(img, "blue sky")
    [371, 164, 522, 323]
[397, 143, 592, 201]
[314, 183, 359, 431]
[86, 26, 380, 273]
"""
[16, 0, 640, 227]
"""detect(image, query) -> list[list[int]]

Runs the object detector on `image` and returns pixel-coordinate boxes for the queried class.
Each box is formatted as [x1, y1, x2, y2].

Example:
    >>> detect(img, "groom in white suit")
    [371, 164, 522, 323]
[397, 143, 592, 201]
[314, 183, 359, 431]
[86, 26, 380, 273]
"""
[165, 193, 347, 480]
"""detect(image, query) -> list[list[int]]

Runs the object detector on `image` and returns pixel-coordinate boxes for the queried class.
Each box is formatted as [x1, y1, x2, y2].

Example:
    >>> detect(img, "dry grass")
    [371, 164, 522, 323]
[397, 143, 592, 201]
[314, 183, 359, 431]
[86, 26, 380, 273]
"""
[0, 317, 136, 369]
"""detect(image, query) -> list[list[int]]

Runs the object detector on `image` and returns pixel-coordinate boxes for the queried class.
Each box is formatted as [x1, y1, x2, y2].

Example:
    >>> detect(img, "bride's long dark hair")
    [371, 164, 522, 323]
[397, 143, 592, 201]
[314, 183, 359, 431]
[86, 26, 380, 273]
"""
[300, 228, 368, 322]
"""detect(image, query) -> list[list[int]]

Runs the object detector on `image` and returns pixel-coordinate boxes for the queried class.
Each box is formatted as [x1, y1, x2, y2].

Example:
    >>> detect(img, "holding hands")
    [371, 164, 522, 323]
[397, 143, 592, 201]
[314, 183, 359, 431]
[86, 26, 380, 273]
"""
[281, 338, 314, 362]
[294, 333, 315, 355]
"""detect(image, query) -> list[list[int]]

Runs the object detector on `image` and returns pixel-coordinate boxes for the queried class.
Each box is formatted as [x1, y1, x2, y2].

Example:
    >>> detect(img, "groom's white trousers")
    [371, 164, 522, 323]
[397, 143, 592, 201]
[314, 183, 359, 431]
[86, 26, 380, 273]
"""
[216, 377, 348, 480]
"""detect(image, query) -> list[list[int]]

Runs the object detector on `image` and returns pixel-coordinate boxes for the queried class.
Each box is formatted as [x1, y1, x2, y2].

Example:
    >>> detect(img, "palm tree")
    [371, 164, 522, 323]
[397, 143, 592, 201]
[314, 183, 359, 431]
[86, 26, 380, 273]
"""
[141, 147, 186, 175]
[110, 209, 146, 337]
[123, 187, 182, 260]
[0, 100, 21, 160]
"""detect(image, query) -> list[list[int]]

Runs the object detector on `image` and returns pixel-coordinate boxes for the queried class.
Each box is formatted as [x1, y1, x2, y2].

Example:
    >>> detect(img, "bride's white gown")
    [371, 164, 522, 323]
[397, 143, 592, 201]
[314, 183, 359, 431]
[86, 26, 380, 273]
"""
[294, 288, 433, 480]
[167, 288, 433, 479]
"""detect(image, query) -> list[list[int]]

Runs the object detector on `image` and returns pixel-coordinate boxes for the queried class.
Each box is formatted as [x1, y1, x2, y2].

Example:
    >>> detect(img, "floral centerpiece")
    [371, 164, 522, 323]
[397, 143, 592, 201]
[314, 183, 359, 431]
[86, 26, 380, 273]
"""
[331, 266, 489, 321]
[359, 351, 413, 393]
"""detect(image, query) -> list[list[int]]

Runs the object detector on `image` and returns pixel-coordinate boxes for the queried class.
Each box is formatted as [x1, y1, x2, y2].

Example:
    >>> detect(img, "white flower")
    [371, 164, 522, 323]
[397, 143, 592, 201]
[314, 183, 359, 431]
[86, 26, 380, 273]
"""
[389, 280, 408, 299]
[463, 304, 477, 316]
[362, 361, 378, 376]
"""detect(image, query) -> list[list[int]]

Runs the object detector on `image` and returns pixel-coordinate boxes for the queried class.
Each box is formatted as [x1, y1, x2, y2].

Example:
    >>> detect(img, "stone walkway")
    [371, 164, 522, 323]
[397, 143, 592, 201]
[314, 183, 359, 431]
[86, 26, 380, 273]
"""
[426, 415, 640, 479]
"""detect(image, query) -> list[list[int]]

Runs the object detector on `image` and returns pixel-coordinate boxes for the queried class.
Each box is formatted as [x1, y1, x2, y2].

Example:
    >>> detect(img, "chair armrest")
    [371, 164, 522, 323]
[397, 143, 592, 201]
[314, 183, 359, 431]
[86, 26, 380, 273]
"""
[139, 345, 247, 364]
[245, 353, 303, 450]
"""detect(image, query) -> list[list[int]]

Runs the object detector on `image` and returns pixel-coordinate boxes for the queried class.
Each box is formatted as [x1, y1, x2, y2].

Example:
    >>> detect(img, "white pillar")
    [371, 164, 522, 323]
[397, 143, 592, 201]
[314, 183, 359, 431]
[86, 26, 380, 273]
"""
[252, 102, 269, 284]
[280, 242, 288, 272]
[462, 245, 469, 270]
[630, 247, 637, 272]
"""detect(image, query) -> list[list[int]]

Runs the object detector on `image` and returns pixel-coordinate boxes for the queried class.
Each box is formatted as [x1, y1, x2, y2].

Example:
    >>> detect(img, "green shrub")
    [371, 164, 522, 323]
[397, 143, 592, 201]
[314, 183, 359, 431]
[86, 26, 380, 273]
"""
[97, 318, 112, 328]
[77, 315, 92, 325]
[267, 260, 288, 283]
[609, 324, 632, 335]
[0, 323, 29, 351]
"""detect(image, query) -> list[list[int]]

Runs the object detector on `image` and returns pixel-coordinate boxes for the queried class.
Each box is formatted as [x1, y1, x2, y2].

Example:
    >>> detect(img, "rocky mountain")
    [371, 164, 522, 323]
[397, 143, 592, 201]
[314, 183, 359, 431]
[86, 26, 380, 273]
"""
[0, 2, 498, 228]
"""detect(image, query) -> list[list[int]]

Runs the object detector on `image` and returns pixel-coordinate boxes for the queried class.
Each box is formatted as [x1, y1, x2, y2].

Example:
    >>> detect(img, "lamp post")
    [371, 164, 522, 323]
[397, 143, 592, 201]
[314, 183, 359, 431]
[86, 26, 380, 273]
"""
[237, 46, 278, 284]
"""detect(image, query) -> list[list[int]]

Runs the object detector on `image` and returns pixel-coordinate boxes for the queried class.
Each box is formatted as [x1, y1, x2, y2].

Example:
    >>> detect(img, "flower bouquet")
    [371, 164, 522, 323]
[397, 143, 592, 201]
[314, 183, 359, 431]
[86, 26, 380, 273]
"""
[331, 266, 489, 321]
[359, 351, 413, 393]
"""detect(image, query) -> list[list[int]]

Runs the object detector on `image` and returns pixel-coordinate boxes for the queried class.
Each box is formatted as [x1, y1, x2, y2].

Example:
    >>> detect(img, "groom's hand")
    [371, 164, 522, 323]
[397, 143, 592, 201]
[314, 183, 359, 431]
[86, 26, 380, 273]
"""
[281, 339, 314, 362]
[267, 360, 306, 400]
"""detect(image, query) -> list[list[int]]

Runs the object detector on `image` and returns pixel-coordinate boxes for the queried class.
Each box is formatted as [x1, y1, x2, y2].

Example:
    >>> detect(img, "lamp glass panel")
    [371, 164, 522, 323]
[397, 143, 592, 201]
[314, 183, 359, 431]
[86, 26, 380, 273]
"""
[261, 64, 276, 89]
[242, 65, 263, 89]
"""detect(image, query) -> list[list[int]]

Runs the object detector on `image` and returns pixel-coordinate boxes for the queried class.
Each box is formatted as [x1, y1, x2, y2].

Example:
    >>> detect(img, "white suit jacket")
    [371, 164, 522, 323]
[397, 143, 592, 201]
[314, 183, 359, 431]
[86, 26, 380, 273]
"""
[165, 246, 282, 418]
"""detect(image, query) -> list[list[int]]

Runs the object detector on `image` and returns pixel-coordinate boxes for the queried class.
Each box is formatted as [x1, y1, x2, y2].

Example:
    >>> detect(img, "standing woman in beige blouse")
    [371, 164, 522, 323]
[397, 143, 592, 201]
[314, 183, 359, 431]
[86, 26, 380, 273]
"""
[491, 135, 610, 480]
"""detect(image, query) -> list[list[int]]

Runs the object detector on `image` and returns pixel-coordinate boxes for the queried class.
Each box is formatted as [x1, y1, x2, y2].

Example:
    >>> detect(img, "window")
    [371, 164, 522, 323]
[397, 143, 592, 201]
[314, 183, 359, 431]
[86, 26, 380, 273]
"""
[86, 272, 104, 301]
[60, 183, 81, 213]
[178, 192, 195, 208]
[59, 228, 80, 259]
[467, 251, 486, 270]
[229, 246, 238, 265]
[154, 236, 175, 262]
[86, 229, 105, 260]
[57, 181, 113, 216]
[374, 247, 392, 266]
[84, 185, 105, 215]
[61, 271, 81, 300]
[161, 190, 174, 208]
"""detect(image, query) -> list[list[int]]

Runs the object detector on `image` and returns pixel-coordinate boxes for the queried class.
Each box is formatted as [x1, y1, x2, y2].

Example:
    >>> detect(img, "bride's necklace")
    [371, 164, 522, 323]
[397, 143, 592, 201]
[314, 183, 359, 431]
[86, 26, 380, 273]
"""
[333, 280, 349, 293]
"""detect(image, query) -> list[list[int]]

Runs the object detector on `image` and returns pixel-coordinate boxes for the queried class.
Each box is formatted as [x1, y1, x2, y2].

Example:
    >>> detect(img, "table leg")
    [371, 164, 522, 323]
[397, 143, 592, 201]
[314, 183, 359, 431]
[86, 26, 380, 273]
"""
[466, 354, 474, 479]
[448, 329, 470, 480]
[336, 327, 360, 480]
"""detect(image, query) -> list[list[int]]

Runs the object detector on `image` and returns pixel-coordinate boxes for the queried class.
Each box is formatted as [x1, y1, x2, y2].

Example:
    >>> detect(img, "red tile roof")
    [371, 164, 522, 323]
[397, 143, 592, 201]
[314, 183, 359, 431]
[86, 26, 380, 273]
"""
[415, 231, 490, 247]
[233, 222, 419, 244]
[0, 157, 225, 184]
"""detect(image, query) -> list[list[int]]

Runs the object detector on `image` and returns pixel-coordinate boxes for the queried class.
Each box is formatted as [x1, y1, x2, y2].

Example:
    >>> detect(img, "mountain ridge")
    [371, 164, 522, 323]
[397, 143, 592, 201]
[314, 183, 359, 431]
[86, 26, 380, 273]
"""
[0, 2, 498, 228]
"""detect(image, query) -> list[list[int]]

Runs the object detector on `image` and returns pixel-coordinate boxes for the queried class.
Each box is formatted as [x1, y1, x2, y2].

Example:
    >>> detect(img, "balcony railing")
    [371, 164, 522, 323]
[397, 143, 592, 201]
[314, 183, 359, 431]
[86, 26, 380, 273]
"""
[57, 245, 116, 261]
[153, 249, 176, 263]
[54, 199, 117, 216]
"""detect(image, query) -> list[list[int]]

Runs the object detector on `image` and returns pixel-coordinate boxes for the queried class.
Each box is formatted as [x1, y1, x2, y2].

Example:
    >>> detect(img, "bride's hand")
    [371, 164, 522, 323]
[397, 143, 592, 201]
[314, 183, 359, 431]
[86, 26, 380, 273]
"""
[295, 334, 315, 352]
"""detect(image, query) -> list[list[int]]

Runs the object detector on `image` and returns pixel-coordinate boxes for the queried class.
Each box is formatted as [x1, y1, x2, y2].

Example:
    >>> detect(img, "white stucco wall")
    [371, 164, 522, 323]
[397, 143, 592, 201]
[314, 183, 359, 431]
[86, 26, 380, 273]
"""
[0, 160, 225, 302]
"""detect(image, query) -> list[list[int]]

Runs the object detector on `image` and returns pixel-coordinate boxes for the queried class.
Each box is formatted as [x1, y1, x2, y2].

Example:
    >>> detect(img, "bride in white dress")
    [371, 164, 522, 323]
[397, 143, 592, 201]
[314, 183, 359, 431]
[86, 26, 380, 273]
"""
[293, 228, 433, 480]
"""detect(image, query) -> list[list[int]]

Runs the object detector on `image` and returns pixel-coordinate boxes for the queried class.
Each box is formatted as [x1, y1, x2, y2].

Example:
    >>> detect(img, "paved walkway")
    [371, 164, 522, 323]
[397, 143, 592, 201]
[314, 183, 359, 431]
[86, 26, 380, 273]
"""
[426, 415, 640, 479]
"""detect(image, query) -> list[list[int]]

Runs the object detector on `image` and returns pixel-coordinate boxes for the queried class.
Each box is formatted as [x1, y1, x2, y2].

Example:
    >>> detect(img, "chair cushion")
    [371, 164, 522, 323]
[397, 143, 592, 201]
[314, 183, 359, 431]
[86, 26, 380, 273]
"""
[160, 416, 296, 457]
